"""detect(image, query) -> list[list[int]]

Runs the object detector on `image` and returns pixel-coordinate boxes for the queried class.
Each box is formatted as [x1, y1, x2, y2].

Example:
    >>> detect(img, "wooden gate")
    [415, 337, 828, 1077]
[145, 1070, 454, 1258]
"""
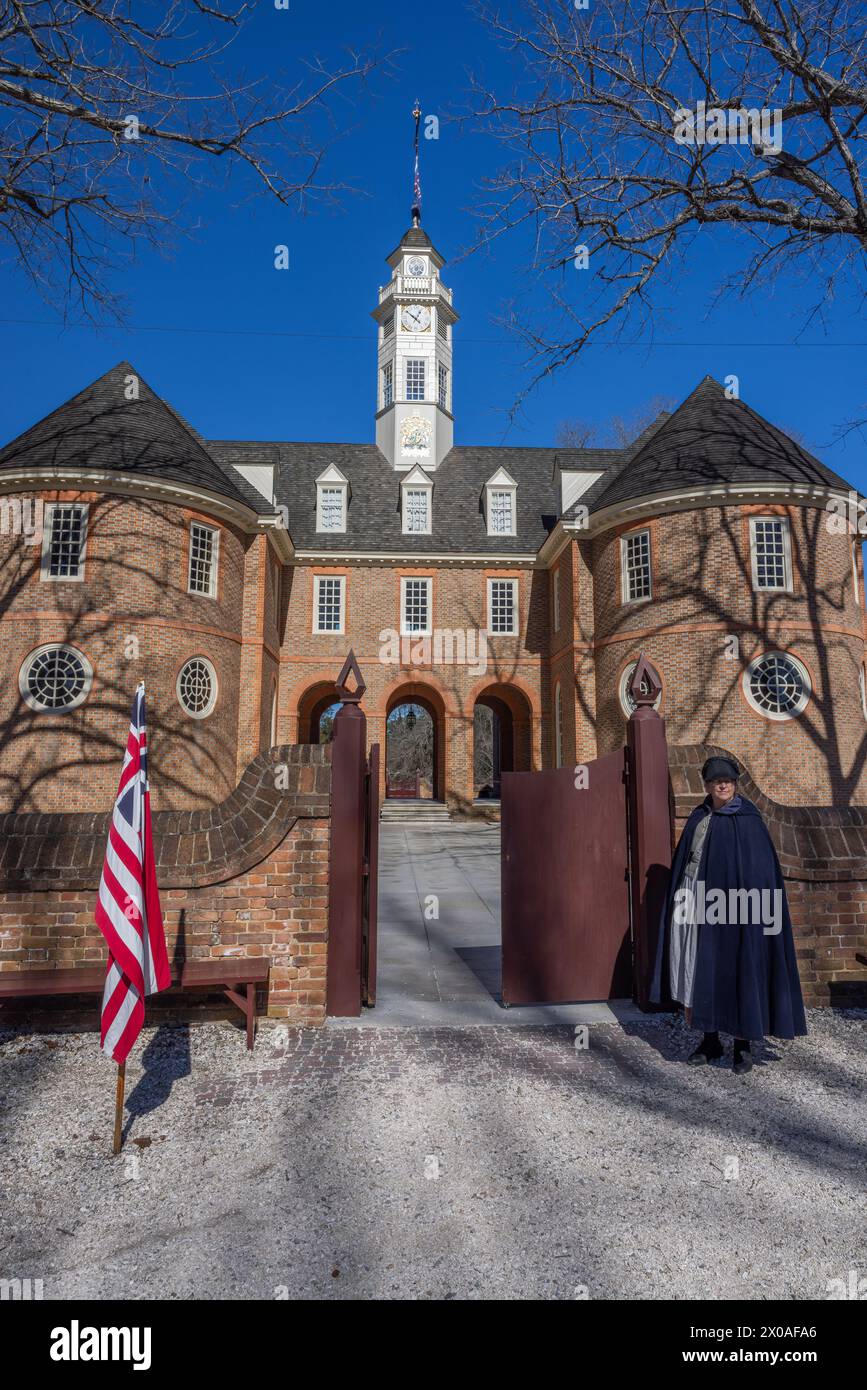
[326, 652, 381, 1017]
[501, 655, 672, 1008]
[501, 751, 631, 1004]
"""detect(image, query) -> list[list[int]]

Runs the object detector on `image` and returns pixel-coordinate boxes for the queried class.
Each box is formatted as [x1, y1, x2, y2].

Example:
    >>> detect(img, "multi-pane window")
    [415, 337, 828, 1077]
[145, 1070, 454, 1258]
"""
[313, 576, 344, 633]
[750, 517, 790, 591]
[401, 577, 431, 635]
[438, 363, 448, 410]
[382, 361, 393, 408]
[188, 522, 218, 597]
[552, 567, 561, 632]
[403, 488, 430, 534]
[744, 651, 810, 720]
[42, 503, 87, 580]
[406, 359, 425, 402]
[318, 486, 345, 532]
[853, 541, 862, 607]
[489, 490, 514, 536]
[488, 579, 518, 635]
[622, 529, 651, 602]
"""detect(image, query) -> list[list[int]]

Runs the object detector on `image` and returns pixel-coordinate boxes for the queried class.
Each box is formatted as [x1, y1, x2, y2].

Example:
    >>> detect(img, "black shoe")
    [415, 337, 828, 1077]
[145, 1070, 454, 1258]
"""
[687, 1035, 724, 1065]
[733, 1042, 753, 1075]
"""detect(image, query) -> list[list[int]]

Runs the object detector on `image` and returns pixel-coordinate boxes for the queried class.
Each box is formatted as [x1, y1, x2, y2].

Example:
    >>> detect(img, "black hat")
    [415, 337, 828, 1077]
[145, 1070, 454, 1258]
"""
[701, 756, 740, 783]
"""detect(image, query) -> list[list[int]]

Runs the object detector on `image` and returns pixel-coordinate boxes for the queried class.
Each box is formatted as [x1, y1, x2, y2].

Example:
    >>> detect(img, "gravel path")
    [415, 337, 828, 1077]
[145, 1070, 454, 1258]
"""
[1, 1010, 864, 1300]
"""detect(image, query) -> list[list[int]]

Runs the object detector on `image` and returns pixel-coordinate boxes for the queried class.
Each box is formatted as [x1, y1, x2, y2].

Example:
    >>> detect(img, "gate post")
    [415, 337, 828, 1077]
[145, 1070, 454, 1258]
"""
[625, 655, 672, 1010]
[326, 652, 367, 1018]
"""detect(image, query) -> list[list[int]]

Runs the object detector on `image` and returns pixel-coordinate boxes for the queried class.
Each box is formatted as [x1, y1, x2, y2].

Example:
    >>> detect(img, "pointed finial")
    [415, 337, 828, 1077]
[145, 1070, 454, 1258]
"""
[411, 100, 422, 228]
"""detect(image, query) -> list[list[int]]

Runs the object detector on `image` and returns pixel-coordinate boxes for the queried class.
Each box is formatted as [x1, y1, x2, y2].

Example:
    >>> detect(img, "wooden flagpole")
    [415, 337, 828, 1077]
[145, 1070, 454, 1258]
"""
[112, 1061, 126, 1155]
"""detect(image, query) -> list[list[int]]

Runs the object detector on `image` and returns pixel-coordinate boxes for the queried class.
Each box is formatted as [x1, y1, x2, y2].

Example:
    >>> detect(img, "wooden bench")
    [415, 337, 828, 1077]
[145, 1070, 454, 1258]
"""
[0, 959, 270, 1050]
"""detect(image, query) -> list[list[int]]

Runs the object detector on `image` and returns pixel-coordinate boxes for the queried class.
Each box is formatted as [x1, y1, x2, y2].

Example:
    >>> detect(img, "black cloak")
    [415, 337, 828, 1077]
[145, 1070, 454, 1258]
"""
[650, 795, 807, 1041]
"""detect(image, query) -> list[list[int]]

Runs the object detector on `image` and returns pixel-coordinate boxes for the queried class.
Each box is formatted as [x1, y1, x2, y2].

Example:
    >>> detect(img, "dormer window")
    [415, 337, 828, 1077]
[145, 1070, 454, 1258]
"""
[484, 468, 517, 537]
[401, 466, 433, 535]
[315, 464, 349, 534]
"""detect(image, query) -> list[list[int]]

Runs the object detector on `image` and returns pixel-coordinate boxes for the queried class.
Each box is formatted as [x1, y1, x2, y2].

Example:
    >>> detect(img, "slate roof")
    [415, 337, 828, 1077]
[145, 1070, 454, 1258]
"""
[1, 366, 857, 557]
[586, 376, 853, 513]
[207, 440, 571, 554]
[0, 362, 274, 516]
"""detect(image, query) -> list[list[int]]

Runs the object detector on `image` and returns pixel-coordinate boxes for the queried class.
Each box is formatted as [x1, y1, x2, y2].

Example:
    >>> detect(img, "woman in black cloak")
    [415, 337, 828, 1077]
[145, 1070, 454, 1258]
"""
[650, 756, 807, 1072]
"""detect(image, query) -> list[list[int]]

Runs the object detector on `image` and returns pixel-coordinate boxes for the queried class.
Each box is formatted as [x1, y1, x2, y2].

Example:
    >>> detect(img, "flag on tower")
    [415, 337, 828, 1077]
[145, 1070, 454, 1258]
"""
[412, 100, 422, 226]
[95, 682, 170, 1064]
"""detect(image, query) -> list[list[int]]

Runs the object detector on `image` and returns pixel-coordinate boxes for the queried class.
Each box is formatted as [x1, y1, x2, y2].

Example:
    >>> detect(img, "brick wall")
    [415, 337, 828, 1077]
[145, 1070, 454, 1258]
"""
[0, 489, 249, 813]
[280, 561, 545, 811]
[669, 743, 867, 1008]
[0, 744, 332, 1025]
[590, 505, 867, 806]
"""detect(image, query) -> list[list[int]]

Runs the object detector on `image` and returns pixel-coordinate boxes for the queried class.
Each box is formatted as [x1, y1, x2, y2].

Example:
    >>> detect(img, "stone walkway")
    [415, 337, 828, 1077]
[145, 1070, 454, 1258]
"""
[348, 824, 643, 1027]
[1, 1011, 863, 1300]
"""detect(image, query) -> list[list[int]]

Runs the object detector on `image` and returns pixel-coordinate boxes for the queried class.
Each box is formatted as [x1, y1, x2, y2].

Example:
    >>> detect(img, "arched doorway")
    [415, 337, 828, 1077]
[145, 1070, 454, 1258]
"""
[385, 686, 444, 801]
[297, 682, 341, 745]
[473, 684, 532, 800]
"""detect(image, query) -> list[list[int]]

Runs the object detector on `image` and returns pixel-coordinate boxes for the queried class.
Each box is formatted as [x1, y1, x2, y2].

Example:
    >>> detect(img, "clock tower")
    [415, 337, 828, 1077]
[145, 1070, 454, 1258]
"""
[373, 106, 458, 469]
[372, 224, 458, 470]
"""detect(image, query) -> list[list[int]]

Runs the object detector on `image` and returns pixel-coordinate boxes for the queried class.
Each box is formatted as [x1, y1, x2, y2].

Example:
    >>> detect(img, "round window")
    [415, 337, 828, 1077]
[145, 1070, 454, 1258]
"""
[743, 652, 810, 720]
[619, 660, 662, 717]
[19, 644, 92, 711]
[177, 657, 217, 719]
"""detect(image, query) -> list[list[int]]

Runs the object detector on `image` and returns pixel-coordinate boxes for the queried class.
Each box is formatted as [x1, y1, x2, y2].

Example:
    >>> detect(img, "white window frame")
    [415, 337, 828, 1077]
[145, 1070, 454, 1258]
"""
[19, 642, 93, 712]
[176, 656, 218, 720]
[400, 577, 432, 636]
[313, 575, 345, 635]
[554, 682, 563, 767]
[853, 541, 862, 608]
[621, 529, 652, 603]
[484, 469, 518, 538]
[316, 484, 347, 534]
[742, 651, 811, 722]
[438, 362, 449, 411]
[40, 502, 88, 582]
[487, 578, 519, 636]
[405, 358, 426, 402]
[187, 521, 219, 598]
[749, 516, 792, 592]
[402, 487, 431, 535]
[552, 566, 561, 632]
[382, 360, 393, 408]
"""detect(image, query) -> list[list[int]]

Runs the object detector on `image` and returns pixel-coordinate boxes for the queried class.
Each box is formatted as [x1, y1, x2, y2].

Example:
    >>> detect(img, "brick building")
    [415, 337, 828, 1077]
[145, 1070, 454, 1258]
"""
[1, 218, 866, 816]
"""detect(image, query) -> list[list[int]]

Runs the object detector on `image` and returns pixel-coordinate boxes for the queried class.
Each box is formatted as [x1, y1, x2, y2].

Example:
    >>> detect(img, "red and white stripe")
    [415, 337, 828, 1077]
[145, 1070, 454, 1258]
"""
[95, 683, 170, 1063]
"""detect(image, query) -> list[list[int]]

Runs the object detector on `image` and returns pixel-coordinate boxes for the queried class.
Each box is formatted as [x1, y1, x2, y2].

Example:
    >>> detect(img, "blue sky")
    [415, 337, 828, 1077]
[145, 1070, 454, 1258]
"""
[1, 0, 865, 489]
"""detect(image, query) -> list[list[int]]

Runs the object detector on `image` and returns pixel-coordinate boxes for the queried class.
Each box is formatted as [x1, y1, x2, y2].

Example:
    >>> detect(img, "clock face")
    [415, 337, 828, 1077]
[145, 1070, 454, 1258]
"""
[406, 257, 426, 277]
[401, 304, 431, 332]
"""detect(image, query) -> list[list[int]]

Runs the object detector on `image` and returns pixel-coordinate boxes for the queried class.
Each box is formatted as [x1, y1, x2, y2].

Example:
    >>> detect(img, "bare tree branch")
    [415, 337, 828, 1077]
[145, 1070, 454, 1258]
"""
[0, 0, 390, 319]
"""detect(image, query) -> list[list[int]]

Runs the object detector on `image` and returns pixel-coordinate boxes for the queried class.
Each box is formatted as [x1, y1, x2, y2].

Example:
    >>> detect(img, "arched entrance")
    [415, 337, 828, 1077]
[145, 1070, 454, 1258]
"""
[297, 682, 341, 745]
[385, 686, 445, 802]
[473, 684, 532, 800]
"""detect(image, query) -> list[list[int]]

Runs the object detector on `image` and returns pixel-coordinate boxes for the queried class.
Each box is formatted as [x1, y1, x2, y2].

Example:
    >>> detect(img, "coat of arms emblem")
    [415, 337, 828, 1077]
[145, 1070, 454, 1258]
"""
[400, 414, 432, 457]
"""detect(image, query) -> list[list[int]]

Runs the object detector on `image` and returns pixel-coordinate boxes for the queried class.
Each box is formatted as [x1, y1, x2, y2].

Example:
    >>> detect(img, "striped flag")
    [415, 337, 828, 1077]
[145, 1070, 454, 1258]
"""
[95, 682, 170, 1063]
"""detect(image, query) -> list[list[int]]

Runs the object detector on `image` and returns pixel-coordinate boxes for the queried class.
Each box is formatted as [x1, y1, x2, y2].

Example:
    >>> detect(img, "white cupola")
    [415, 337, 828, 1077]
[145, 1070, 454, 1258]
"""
[372, 224, 457, 470]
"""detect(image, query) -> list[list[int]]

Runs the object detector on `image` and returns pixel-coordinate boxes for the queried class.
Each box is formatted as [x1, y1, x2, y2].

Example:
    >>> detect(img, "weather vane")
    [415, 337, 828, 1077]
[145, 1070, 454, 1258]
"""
[411, 100, 422, 228]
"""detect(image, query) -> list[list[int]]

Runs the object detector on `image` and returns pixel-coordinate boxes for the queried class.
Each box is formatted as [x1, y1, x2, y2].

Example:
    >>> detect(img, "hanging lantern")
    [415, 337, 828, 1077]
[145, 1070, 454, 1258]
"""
[406, 706, 416, 731]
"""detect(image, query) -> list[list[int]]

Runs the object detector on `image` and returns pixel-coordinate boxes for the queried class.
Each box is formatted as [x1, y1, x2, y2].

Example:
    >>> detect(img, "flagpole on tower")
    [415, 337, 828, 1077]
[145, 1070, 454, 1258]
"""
[411, 99, 422, 228]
